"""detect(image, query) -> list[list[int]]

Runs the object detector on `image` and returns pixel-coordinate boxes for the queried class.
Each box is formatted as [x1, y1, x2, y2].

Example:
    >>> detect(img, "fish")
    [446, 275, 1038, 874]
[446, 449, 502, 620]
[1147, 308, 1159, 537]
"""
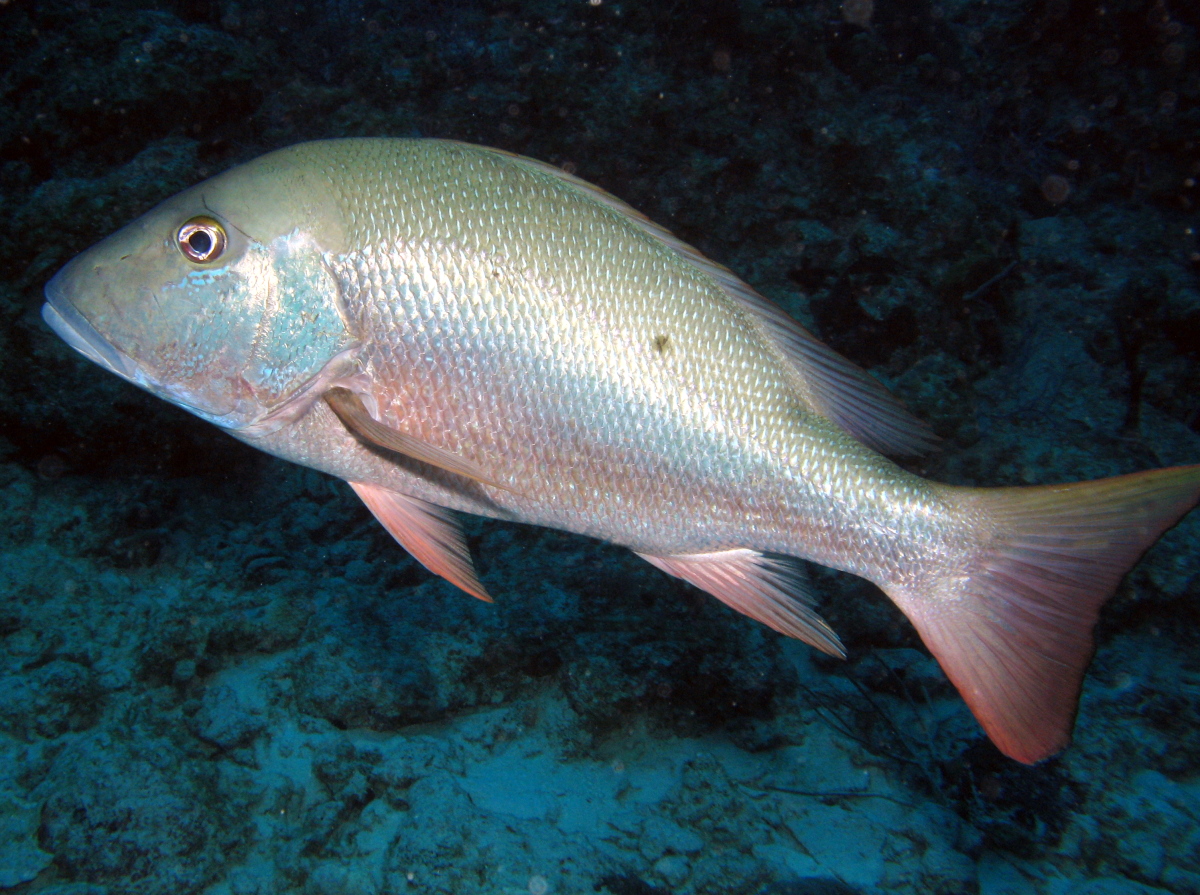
[42, 138, 1200, 763]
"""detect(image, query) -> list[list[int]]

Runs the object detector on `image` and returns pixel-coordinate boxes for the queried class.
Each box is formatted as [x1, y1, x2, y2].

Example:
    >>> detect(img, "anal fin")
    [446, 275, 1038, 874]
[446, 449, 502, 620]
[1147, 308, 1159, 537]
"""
[350, 481, 492, 602]
[327, 388, 509, 490]
[636, 548, 845, 658]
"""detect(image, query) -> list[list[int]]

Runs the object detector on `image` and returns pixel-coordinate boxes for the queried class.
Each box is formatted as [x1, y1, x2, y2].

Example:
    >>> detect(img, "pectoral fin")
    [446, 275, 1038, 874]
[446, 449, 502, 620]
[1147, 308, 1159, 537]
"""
[636, 548, 846, 658]
[350, 481, 492, 602]
[326, 387, 508, 490]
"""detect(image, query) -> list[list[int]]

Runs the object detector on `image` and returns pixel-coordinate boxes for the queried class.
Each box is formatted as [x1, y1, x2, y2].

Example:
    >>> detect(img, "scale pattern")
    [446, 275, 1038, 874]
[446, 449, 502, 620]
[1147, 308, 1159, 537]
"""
[302, 140, 955, 587]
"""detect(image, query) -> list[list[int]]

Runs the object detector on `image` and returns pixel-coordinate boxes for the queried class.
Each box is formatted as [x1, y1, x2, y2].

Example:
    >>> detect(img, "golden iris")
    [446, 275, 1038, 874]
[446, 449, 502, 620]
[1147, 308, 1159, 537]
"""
[176, 216, 227, 263]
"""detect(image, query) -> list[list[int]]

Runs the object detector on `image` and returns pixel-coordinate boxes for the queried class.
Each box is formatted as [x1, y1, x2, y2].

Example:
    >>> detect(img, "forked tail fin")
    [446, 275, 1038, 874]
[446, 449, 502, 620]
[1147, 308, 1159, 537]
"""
[883, 465, 1200, 764]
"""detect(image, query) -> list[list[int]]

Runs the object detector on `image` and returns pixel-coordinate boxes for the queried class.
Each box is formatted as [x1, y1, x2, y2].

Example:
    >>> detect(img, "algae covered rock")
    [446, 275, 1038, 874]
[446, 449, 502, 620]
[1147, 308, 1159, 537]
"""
[35, 729, 252, 895]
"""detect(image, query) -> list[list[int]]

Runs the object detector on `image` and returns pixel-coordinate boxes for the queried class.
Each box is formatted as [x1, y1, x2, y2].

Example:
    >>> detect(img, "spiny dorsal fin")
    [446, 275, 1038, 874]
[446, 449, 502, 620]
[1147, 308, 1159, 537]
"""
[699, 277, 939, 458]
[326, 387, 510, 490]
[636, 548, 845, 658]
[350, 481, 493, 602]
[480, 144, 937, 458]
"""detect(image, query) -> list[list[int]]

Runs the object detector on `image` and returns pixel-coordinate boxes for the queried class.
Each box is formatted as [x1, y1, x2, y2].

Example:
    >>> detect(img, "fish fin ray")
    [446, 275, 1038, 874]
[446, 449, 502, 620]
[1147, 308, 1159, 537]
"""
[484, 146, 936, 458]
[636, 548, 846, 658]
[713, 283, 939, 457]
[349, 481, 493, 603]
[885, 465, 1200, 764]
[326, 387, 510, 491]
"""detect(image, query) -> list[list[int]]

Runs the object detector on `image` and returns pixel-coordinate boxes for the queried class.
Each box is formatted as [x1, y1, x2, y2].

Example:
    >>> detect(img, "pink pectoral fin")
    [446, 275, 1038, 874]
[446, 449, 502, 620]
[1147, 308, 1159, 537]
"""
[350, 482, 493, 603]
[636, 548, 846, 658]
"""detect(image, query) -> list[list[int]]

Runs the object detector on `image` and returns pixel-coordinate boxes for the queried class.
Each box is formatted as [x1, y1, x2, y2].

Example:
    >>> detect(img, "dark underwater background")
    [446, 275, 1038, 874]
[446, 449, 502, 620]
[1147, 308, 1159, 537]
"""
[2, 0, 1199, 893]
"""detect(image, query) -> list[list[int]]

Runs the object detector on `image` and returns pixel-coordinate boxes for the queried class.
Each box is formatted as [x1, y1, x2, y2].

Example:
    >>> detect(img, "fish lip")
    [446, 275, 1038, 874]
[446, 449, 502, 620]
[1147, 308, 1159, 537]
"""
[42, 270, 137, 381]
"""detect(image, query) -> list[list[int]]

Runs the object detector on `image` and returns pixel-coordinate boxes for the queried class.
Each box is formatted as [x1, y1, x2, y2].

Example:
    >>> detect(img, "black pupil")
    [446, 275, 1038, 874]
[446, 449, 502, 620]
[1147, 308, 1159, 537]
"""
[188, 230, 213, 256]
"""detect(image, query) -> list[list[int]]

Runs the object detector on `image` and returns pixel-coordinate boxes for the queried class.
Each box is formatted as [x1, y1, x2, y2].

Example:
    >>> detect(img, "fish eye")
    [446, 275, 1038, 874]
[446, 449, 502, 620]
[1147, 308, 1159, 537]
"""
[176, 216, 227, 263]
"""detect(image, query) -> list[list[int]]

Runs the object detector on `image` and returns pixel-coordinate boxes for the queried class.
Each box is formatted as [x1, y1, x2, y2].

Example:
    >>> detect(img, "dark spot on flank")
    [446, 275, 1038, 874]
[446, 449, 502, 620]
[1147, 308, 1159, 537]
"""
[653, 334, 671, 354]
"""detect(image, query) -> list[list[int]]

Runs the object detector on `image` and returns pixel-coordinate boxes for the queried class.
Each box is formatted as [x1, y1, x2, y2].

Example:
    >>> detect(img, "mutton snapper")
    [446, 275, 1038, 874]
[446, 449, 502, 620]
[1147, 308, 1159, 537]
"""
[43, 138, 1200, 763]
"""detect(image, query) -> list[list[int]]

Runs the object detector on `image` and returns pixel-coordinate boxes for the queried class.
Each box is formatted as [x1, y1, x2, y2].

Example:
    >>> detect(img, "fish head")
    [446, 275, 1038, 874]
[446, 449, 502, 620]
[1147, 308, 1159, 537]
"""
[42, 144, 359, 433]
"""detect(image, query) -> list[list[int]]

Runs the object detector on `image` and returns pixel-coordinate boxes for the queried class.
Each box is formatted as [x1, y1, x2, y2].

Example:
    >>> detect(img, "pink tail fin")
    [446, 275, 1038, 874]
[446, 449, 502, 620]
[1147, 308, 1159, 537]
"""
[884, 465, 1200, 764]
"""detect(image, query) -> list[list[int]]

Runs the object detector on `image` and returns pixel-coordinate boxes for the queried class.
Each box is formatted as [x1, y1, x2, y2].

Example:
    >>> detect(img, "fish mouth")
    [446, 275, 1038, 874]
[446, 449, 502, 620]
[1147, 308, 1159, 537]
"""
[40, 281, 241, 428]
[42, 269, 138, 382]
[41, 266, 325, 434]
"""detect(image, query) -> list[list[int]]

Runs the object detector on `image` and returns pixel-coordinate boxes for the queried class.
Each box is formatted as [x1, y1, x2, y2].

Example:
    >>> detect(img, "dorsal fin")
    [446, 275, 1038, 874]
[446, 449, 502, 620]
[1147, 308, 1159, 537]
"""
[702, 274, 939, 458]
[482, 145, 937, 458]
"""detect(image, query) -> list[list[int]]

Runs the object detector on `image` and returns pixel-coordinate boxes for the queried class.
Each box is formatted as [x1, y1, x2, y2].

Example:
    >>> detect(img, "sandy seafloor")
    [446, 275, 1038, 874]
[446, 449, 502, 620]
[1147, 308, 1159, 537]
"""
[1, 1, 1200, 893]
